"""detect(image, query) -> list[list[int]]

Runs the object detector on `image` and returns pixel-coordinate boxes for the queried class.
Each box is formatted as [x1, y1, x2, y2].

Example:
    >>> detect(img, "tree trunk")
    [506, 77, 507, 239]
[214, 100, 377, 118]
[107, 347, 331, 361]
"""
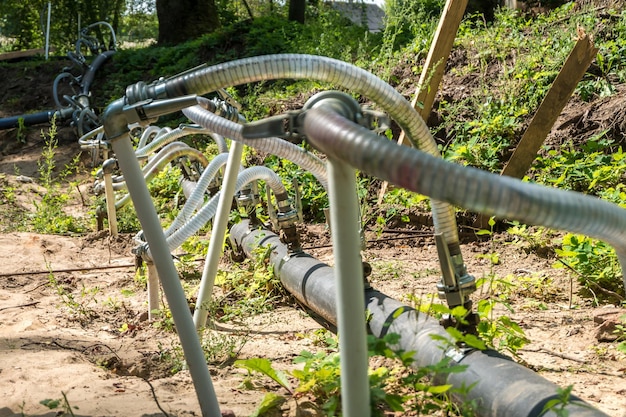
[156, 0, 220, 45]
[288, 0, 306, 24]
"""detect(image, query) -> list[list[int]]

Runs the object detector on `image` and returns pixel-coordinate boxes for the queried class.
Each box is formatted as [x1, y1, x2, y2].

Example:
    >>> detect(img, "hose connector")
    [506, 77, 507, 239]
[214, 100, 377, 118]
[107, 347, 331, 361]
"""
[435, 233, 477, 308]
[196, 96, 243, 123]
[267, 180, 303, 253]
[236, 181, 260, 218]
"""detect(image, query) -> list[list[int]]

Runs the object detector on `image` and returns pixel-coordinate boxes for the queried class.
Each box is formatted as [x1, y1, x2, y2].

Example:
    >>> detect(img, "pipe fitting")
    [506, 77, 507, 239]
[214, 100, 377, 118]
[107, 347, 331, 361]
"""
[101, 158, 118, 174]
[101, 97, 130, 141]
[436, 273, 477, 307]
[236, 182, 259, 214]
[277, 208, 301, 252]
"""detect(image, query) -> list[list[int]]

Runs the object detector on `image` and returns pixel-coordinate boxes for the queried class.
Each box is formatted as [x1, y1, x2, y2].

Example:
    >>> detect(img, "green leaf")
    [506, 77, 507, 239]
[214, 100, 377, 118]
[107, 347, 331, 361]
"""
[250, 393, 285, 417]
[40, 399, 61, 409]
[234, 358, 292, 391]
[427, 384, 453, 394]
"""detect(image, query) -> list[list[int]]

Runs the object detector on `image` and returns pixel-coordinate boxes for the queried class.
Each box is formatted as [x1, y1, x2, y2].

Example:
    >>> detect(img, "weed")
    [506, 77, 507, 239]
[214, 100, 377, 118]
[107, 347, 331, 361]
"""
[47, 265, 99, 324]
[151, 306, 175, 332]
[167, 328, 247, 373]
[541, 385, 575, 417]
[530, 135, 626, 194]
[237, 332, 472, 416]
[16, 116, 27, 144]
[31, 121, 88, 234]
[40, 392, 78, 417]
[554, 234, 623, 303]
[212, 243, 286, 321]
[506, 222, 557, 254]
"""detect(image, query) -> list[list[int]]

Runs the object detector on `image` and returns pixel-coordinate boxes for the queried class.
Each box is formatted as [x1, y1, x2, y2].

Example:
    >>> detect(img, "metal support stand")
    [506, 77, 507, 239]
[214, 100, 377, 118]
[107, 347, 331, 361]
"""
[102, 158, 118, 237]
[103, 97, 221, 417]
[327, 158, 371, 417]
[193, 140, 244, 330]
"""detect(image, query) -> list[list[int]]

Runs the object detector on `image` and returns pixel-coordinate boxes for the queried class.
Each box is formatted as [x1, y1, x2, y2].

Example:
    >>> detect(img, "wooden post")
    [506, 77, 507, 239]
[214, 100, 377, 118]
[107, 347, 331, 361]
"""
[473, 30, 597, 229]
[501, 30, 598, 179]
[378, 0, 468, 203]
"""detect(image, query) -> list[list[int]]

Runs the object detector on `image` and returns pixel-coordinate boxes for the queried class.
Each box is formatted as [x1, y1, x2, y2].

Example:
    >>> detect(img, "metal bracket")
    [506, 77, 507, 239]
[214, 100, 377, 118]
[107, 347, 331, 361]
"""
[241, 110, 304, 143]
[435, 233, 476, 308]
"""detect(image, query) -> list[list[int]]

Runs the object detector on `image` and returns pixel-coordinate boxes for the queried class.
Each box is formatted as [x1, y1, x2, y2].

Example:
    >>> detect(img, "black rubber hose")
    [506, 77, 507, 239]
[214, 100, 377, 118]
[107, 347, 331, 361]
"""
[0, 110, 57, 130]
[81, 50, 115, 95]
[229, 219, 610, 417]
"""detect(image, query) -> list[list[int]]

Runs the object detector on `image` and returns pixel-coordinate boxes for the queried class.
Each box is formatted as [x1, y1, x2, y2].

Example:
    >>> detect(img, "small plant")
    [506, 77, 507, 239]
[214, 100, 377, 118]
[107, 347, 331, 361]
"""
[541, 385, 574, 417]
[31, 121, 88, 234]
[40, 392, 78, 416]
[554, 233, 623, 303]
[212, 242, 286, 320]
[236, 332, 470, 416]
[47, 265, 99, 324]
[16, 116, 27, 144]
[168, 328, 247, 373]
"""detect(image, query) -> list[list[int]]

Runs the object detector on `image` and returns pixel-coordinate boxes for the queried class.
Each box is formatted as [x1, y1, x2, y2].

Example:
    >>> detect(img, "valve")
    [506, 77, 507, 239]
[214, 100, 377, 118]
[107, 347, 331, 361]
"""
[268, 179, 303, 252]
[240, 90, 388, 143]
[236, 181, 260, 223]
[434, 233, 479, 334]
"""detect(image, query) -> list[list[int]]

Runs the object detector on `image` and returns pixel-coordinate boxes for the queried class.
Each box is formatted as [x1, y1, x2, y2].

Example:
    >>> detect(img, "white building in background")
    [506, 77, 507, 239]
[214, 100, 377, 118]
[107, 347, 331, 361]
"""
[327, 0, 386, 32]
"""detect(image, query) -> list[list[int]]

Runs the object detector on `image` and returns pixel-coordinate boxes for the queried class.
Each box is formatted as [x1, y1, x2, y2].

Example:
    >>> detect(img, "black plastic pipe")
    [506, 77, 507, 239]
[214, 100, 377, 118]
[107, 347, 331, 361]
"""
[0, 110, 56, 129]
[230, 220, 609, 417]
[81, 50, 115, 94]
[0, 107, 73, 129]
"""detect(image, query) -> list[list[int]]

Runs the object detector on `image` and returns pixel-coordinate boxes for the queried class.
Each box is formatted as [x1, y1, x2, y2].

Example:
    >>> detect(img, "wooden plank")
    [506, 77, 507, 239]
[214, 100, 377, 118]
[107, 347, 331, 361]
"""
[378, 0, 468, 203]
[501, 30, 598, 179]
[408, 0, 469, 127]
[0, 48, 51, 61]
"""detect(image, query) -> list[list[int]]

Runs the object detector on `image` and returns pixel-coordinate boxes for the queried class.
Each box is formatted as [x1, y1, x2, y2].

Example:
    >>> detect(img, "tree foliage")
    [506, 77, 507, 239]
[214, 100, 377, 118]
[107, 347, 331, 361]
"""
[0, 0, 148, 52]
[156, 0, 220, 45]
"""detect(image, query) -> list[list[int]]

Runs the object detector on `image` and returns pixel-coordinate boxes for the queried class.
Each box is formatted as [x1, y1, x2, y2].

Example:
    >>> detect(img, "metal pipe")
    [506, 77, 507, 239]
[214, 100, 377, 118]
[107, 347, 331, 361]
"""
[229, 220, 610, 417]
[326, 158, 371, 416]
[300, 107, 626, 289]
[193, 140, 244, 329]
[45, 2, 51, 60]
[103, 98, 221, 416]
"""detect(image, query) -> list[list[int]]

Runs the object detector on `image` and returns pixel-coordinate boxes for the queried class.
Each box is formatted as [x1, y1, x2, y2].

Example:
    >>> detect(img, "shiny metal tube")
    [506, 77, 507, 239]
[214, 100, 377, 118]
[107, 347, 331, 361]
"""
[301, 107, 626, 287]
[154, 54, 457, 249]
[183, 105, 329, 190]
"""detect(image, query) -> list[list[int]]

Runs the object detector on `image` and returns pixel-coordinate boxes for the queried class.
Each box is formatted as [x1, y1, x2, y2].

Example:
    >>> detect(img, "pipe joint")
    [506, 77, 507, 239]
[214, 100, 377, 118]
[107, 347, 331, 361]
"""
[436, 273, 477, 308]
[102, 158, 118, 174]
[125, 80, 164, 104]
[197, 96, 242, 123]
[131, 232, 151, 262]
[303, 91, 364, 125]
[236, 182, 260, 214]
[101, 97, 130, 141]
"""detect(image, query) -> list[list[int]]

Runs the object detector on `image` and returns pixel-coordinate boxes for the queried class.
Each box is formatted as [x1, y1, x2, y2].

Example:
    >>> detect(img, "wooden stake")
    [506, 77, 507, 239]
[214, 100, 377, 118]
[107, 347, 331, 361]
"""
[501, 30, 598, 179]
[378, 0, 468, 203]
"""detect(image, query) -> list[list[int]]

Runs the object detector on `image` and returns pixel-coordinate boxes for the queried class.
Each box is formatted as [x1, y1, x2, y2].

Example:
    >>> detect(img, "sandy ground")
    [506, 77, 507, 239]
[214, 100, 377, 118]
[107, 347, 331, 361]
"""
[0, 200, 624, 416]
